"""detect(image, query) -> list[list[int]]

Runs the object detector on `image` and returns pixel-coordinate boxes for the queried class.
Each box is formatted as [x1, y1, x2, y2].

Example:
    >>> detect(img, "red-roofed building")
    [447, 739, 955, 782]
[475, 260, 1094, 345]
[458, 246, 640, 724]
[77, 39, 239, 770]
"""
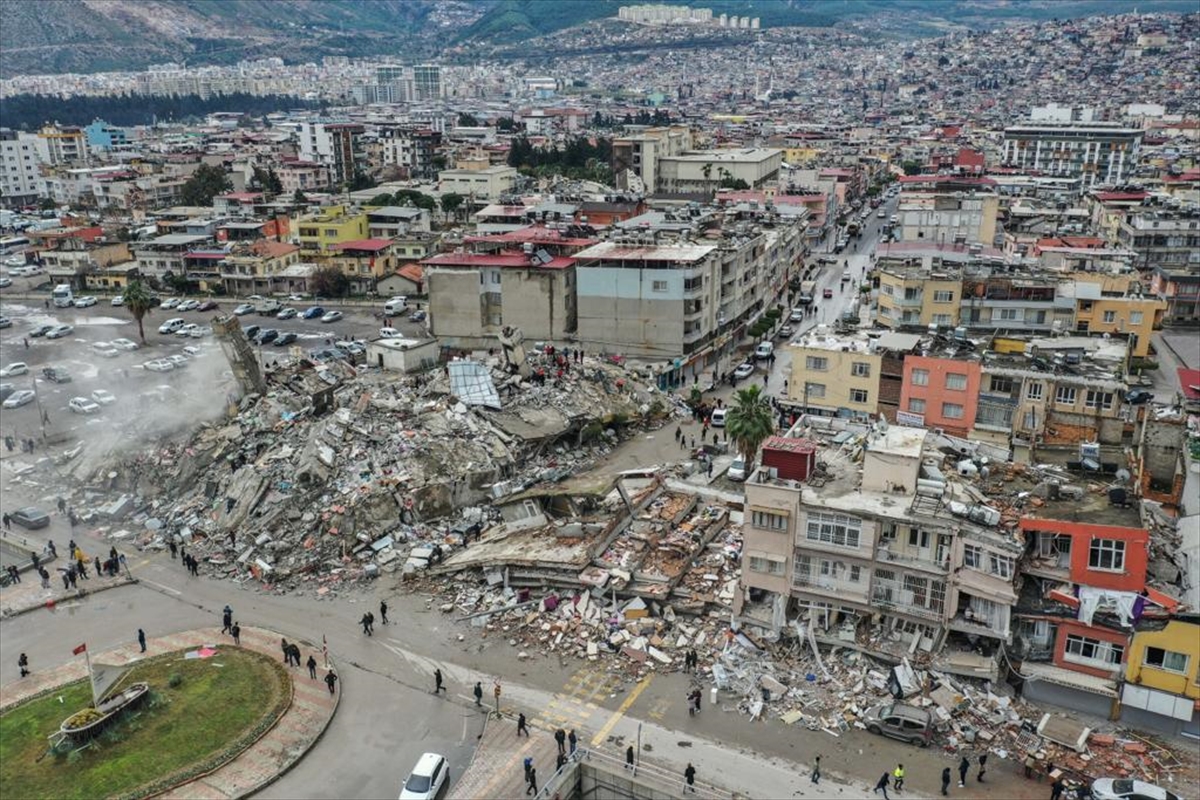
[463, 224, 599, 257]
[423, 249, 577, 344]
[326, 239, 398, 293]
[377, 263, 425, 297]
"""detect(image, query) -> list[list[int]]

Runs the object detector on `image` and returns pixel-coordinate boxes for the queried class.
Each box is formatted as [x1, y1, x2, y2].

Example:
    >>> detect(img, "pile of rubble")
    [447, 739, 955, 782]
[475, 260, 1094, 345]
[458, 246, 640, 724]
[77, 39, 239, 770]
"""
[30, 352, 681, 595]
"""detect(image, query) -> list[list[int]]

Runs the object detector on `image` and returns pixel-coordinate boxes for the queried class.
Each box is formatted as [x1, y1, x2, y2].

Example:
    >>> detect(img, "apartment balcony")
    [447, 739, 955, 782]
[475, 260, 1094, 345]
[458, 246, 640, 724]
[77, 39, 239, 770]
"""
[870, 591, 945, 623]
[874, 545, 950, 575]
[947, 613, 1011, 642]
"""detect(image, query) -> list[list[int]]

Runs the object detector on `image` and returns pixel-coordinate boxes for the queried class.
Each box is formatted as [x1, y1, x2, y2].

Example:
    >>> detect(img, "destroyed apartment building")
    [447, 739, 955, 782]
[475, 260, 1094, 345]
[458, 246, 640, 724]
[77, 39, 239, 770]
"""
[58, 331, 677, 592]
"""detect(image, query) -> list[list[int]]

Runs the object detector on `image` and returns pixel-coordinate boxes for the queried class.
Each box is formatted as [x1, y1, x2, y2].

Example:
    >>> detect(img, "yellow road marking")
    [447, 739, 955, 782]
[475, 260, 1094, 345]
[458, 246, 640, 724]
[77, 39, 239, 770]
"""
[473, 736, 536, 799]
[590, 675, 653, 747]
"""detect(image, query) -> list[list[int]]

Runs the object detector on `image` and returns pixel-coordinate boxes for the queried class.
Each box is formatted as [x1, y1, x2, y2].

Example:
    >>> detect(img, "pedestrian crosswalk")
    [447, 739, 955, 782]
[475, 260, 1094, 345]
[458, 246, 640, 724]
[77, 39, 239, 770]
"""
[529, 662, 627, 733]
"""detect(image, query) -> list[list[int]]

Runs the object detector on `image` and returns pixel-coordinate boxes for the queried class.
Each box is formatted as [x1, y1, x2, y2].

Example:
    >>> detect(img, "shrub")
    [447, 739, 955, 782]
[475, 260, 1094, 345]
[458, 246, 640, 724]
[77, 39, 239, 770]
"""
[168, 673, 183, 689]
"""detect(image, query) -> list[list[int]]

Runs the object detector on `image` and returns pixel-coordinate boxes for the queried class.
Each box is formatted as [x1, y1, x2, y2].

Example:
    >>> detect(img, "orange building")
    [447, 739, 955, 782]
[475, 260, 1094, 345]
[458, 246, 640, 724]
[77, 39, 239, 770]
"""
[898, 355, 981, 438]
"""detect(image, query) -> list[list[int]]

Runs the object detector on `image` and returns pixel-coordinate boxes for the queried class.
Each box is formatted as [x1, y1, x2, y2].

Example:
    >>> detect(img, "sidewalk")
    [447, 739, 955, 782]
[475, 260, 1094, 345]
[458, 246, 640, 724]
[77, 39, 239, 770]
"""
[0, 626, 338, 800]
[0, 559, 135, 618]
[448, 713, 561, 800]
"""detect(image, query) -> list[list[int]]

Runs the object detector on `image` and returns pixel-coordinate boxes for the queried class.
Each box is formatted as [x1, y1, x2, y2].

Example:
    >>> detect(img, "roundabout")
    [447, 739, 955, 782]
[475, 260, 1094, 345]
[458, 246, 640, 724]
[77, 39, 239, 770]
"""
[0, 627, 338, 800]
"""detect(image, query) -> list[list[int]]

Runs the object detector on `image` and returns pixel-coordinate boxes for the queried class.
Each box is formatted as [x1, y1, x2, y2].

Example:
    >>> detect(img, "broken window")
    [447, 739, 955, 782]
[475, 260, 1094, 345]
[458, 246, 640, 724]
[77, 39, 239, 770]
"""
[1065, 634, 1123, 668]
[989, 553, 1013, 579]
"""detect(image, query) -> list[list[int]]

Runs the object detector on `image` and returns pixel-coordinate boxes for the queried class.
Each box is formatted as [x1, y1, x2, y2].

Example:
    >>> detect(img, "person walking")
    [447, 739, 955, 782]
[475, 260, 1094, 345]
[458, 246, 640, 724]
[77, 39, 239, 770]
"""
[811, 755, 821, 784]
[525, 766, 537, 796]
[473, 681, 483, 706]
[19, 653, 30, 677]
[523, 756, 533, 784]
[222, 605, 233, 634]
[324, 669, 338, 695]
[281, 638, 291, 662]
[874, 771, 891, 800]
[568, 729, 577, 755]
[433, 668, 445, 694]
[554, 728, 566, 755]
[379, 600, 388, 625]
[958, 755, 970, 788]
[1050, 777, 1065, 800]
[977, 752, 988, 782]
[517, 712, 530, 737]
[684, 763, 696, 794]
[169, 539, 177, 559]
[941, 766, 952, 796]
[231, 623, 241, 645]
[625, 745, 635, 772]
[307, 655, 318, 679]
[893, 763, 905, 792]
[361, 613, 372, 636]
[2, 512, 10, 530]
[137, 628, 147, 653]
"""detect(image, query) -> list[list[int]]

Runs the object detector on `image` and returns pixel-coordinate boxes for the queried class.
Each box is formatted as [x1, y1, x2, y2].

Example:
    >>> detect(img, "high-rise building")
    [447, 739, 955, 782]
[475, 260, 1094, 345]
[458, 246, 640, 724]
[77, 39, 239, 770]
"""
[0, 128, 44, 207]
[1002, 121, 1142, 188]
[413, 65, 442, 102]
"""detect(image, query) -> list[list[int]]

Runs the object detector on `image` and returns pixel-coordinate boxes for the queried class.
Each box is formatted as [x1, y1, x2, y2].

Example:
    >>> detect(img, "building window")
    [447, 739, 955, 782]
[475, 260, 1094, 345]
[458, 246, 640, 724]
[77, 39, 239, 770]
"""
[1144, 647, 1189, 674]
[1085, 390, 1114, 410]
[880, 522, 897, 542]
[849, 565, 861, 582]
[851, 362, 871, 377]
[1102, 310, 1117, 323]
[806, 356, 828, 371]
[819, 559, 832, 576]
[652, 280, 667, 292]
[963, 544, 982, 569]
[1065, 634, 1124, 668]
[911, 368, 929, 386]
[932, 314, 953, 326]
[805, 512, 862, 549]
[908, 528, 930, 548]
[805, 382, 826, 399]
[1129, 311, 1143, 325]
[751, 510, 787, 531]
[1089, 538, 1125, 572]
[946, 373, 968, 390]
[933, 290, 954, 303]
[989, 376, 1014, 394]
[748, 552, 787, 576]
[997, 308, 1023, 321]
[989, 554, 1013, 579]
[1055, 386, 1077, 405]
[851, 388, 869, 404]
[908, 398, 926, 413]
[1027, 382, 1043, 401]
[942, 403, 964, 419]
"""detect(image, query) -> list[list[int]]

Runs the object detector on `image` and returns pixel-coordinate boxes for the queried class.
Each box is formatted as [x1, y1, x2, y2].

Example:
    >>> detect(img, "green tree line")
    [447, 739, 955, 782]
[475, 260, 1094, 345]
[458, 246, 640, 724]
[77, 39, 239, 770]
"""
[0, 92, 324, 130]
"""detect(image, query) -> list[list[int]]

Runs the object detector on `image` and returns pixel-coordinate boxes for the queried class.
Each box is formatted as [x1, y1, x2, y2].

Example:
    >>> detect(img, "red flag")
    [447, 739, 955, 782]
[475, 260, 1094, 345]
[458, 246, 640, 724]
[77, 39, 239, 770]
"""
[72, 643, 87, 655]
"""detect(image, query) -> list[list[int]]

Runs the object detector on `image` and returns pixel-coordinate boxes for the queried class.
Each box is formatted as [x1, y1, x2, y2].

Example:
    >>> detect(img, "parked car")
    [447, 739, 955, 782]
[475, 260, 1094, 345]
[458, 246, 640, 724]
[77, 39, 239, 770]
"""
[177, 299, 200, 312]
[789, 308, 804, 322]
[73, 295, 97, 308]
[258, 299, 282, 315]
[301, 306, 325, 320]
[0, 383, 14, 402]
[111, 338, 139, 350]
[176, 323, 201, 337]
[0, 361, 29, 377]
[92, 341, 119, 357]
[166, 355, 189, 369]
[242, 325, 261, 341]
[144, 359, 174, 373]
[2, 389, 35, 408]
[409, 309, 427, 322]
[754, 341, 774, 360]
[182, 346, 204, 358]
[0, 316, 9, 328]
[158, 317, 185, 334]
[777, 324, 794, 339]
[1124, 389, 1153, 405]
[863, 703, 933, 746]
[69, 396, 100, 415]
[380, 327, 400, 338]
[276, 307, 297, 320]
[710, 408, 728, 428]
[321, 310, 343, 324]
[41, 366, 72, 383]
[733, 362, 755, 380]
[1091, 778, 1180, 800]
[197, 299, 220, 311]
[45, 323, 74, 339]
[29, 323, 55, 337]
[0, 277, 12, 288]
[233, 303, 256, 316]
[111, 295, 124, 306]
[91, 389, 116, 406]
[10, 506, 50, 529]
[257, 328, 279, 344]
[728, 456, 750, 482]
[399, 753, 449, 800]
[274, 332, 298, 347]
[160, 297, 180, 310]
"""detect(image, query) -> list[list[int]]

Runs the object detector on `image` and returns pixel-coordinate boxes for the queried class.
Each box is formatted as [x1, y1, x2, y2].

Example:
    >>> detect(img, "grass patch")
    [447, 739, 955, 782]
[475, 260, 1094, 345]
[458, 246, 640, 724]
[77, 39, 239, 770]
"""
[0, 647, 288, 800]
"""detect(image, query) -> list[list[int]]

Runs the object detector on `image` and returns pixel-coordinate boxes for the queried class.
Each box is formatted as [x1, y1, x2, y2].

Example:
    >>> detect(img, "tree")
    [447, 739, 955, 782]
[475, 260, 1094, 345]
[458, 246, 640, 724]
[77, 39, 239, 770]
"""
[180, 164, 232, 207]
[719, 176, 750, 190]
[123, 279, 156, 345]
[901, 160, 923, 176]
[457, 112, 480, 127]
[369, 193, 394, 206]
[392, 189, 437, 212]
[293, 189, 308, 205]
[725, 385, 775, 466]
[39, 197, 57, 211]
[440, 192, 465, 221]
[310, 266, 350, 298]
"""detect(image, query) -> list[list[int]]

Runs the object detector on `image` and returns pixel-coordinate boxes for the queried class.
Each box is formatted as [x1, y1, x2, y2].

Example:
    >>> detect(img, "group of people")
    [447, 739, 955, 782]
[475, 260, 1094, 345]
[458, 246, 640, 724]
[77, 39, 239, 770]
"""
[2, 434, 40, 455]
[868, 753, 989, 799]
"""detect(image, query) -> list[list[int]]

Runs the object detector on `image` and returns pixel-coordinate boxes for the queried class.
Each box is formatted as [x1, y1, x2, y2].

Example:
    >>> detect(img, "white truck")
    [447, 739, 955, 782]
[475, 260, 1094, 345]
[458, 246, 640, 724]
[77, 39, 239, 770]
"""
[52, 283, 74, 308]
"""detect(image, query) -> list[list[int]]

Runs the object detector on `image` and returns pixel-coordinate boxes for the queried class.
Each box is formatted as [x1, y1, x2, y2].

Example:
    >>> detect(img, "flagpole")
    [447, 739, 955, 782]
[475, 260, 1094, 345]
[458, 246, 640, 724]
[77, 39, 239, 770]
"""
[84, 646, 95, 706]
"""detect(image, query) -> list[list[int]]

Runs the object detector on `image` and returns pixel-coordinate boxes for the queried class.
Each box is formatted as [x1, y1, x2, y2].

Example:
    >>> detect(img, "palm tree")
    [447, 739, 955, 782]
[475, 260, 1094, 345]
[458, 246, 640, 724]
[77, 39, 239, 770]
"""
[725, 384, 775, 466]
[123, 279, 155, 344]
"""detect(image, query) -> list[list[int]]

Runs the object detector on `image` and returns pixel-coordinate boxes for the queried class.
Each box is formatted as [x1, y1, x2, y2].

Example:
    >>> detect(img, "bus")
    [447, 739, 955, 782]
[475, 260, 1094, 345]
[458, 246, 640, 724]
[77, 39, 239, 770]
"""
[52, 284, 74, 308]
[0, 236, 30, 255]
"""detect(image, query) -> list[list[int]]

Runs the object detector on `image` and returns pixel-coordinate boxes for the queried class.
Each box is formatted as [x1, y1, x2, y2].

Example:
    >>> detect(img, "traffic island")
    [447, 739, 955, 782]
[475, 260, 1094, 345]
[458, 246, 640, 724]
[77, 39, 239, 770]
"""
[0, 626, 339, 800]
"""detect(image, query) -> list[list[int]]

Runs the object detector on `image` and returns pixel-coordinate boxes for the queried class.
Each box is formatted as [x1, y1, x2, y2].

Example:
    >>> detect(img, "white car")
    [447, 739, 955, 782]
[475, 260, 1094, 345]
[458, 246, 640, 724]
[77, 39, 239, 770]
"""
[166, 355, 189, 369]
[399, 753, 449, 800]
[187, 325, 211, 338]
[380, 327, 400, 338]
[91, 389, 116, 406]
[111, 338, 139, 350]
[728, 456, 750, 482]
[2, 389, 35, 408]
[321, 310, 343, 323]
[177, 299, 200, 311]
[0, 362, 29, 377]
[91, 341, 120, 358]
[233, 303, 255, 316]
[176, 323, 201, 337]
[69, 396, 101, 415]
[276, 307, 297, 320]
[111, 295, 124, 306]
[1091, 779, 1180, 800]
[144, 359, 175, 373]
[3, 255, 24, 266]
[160, 297, 180, 309]
[733, 362, 755, 380]
[73, 295, 98, 308]
[182, 345, 204, 357]
[45, 324, 75, 339]
[0, 277, 13, 288]
[158, 318, 185, 334]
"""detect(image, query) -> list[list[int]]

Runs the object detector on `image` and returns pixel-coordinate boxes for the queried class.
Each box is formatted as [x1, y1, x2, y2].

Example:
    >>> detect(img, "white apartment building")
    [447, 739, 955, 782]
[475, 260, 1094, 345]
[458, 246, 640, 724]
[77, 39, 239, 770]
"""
[1001, 122, 1142, 188]
[0, 128, 44, 207]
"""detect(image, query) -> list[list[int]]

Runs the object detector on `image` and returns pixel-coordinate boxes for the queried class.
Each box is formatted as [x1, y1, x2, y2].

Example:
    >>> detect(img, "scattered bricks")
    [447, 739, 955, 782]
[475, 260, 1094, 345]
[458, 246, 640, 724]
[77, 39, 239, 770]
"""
[1123, 742, 1148, 754]
[1091, 734, 1115, 746]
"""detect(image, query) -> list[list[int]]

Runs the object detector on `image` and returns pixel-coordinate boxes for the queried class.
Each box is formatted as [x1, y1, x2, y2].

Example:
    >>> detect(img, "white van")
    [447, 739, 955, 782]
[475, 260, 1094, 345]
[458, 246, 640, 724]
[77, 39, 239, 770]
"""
[728, 456, 749, 482]
[754, 340, 774, 360]
[710, 408, 727, 428]
[384, 297, 408, 315]
[158, 317, 185, 334]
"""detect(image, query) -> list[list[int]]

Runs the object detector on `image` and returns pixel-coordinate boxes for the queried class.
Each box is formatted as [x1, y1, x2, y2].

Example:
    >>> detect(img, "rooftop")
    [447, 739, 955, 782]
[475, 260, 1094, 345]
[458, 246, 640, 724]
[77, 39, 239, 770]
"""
[573, 240, 717, 263]
[422, 251, 575, 271]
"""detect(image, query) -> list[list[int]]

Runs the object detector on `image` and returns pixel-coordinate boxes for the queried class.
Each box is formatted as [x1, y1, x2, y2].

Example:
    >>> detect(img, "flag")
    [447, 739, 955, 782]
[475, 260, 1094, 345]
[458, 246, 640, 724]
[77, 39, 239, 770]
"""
[72, 643, 87, 655]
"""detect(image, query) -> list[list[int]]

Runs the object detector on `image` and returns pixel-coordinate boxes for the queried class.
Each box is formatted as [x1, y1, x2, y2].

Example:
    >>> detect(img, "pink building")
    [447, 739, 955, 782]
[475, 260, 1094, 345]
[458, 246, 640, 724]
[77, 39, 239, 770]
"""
[898, 355, 981, 438]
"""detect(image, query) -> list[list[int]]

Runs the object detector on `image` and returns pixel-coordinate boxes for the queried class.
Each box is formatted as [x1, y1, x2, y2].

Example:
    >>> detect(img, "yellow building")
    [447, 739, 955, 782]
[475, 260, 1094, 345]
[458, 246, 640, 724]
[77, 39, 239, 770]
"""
[876, 261, 962, 330]
[782, 147, 821, 166]
[786, 331, 881, 420]
[1069, 286, 1165, 358]
[296, 205, 368, 256]
[1121, 618, 1200, 736]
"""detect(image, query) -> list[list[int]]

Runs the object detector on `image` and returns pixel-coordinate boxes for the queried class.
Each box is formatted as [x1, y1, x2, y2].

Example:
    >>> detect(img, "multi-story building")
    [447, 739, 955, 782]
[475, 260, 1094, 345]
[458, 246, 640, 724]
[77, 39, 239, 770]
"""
[298, 122, 365, 187]
[131, 234, 212, 281]
[959, 269, 1071, 334]
[295, 205, 368, 256]
[899, 354, 981, 438]
[735, 422, 1022, 681]
[0, 128, 44, 207]
[82, 119, 129, 153]
[34, 125, 88, 167]
[437, 165, 517, 203]
[1061, 281, 1164, 357]
[654, 148, 784, 195]
[784, 330, 913, 422]
[612, 126, 694, 193]
[1001, 121, 1143, 188]
[324, 239, 397, 294]
[1121, 617, 1200, 736]
[218, 240, 302, 295]
[412, 64, 442, 101]
[375, 125, 442, 181]
[895, 181, 999, 247]
[875, 251, 966, 330]
[277, 160, 332, 195]
[1114, 208, 1200, 326]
